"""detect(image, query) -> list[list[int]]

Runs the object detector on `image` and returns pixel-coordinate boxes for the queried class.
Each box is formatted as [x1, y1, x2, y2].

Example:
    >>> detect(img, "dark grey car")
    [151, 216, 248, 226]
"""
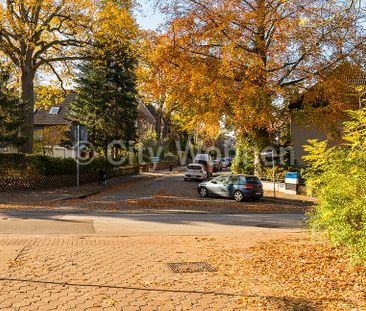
[197, 175, 263, 202]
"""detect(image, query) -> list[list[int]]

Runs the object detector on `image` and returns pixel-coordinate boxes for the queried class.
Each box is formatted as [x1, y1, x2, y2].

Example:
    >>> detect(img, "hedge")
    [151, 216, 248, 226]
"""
[0, 153, 131, 177]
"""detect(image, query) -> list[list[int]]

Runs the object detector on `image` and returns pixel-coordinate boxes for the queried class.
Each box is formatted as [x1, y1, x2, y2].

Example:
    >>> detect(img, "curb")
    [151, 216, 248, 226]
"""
[46, 190, 102, 203]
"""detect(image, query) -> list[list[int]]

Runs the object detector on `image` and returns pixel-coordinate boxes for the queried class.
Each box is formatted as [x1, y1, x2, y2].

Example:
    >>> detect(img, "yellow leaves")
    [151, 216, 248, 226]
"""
[299, 18, 309, 26]
[34, 86, 65, 109]
[95, 1, 137, 41]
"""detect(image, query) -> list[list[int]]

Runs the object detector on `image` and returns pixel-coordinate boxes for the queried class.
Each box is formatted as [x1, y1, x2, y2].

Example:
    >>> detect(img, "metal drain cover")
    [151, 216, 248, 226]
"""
[167, 262, 216, 273]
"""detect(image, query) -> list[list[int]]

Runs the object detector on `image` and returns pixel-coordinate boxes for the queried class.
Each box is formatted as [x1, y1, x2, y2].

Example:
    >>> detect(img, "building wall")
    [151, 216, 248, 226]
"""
[291, 119, 328, 166]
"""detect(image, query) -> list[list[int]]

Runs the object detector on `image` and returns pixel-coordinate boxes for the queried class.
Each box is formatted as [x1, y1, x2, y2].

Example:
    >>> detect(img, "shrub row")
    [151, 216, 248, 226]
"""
[0, 153, 131, 177]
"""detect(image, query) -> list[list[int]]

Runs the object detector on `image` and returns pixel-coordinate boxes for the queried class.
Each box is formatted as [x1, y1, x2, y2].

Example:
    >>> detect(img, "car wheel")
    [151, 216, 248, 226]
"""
[199, 187, 209, 198]
[184, 178, 187, 181]
[233, 190, 244, 202]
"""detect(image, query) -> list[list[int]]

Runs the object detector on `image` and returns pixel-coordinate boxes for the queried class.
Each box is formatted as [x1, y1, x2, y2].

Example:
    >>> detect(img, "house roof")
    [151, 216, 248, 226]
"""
[34, 93, 157, 127]
[138, 102, 156, 125]
[146, 104, 159, 119]
[34, 93, 75, 126]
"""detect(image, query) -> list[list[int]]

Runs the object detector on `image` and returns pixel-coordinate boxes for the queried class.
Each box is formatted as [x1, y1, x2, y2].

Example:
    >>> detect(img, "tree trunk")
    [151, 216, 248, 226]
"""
[162, 116, 170, 141]
[19, 64, 35, 154]
[253, 147, 262, 176]
[156, 116, 162, 145]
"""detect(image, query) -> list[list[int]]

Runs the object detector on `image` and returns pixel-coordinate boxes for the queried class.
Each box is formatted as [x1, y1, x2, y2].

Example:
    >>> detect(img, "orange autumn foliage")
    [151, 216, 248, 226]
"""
[151, 0, 365, 139]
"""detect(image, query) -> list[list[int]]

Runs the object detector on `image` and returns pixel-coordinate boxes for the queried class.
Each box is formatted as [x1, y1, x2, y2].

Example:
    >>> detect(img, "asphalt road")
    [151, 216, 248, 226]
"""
[0, 170, 310, 235]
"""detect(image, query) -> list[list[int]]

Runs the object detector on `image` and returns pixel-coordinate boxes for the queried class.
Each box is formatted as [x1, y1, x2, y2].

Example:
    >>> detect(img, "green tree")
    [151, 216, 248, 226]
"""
[231, 138, 255, 175]
[71, 51, 138, 157]
[304, 108, 366, 261]
[0, 66, 24, 146]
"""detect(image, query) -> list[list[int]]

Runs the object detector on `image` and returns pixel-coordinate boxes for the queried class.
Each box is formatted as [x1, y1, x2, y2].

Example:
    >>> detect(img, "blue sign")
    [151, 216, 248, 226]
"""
[285, 172, 299, 179]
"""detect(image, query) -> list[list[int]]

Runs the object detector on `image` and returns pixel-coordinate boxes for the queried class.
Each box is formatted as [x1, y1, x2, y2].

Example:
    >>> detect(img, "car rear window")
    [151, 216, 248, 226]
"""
[245, 177, 261, 184]
[229, 176, 241, 184]
[187, 165, 202, 170]
[194, 160, 207, 166]
[212, 176, 229, 183]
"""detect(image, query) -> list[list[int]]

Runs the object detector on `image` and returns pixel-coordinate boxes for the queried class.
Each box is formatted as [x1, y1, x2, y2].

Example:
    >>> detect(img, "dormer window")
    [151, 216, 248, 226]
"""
[49, 106, 60, 114]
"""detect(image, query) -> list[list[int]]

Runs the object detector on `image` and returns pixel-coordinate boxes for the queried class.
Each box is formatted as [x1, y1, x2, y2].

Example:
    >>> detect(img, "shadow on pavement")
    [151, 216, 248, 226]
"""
[0, 208, 305, 230]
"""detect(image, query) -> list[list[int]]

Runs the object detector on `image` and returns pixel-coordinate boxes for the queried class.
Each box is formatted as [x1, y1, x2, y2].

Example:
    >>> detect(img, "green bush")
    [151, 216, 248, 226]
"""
[231, 138, 254, 175]
[0, 153, 134, 177]
[304, 109, 366, 261]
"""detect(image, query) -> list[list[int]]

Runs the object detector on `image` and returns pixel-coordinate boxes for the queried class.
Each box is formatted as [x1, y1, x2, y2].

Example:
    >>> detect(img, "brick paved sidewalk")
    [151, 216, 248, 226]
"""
[0, 235, 269, 311]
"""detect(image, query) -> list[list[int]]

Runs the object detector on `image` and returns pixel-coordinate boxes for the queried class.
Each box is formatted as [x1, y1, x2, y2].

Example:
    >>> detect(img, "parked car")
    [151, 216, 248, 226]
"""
[197, 175, 263, 202]
[193, 154, 214, 177]
[219, 158, 230, 168]
[212, 160, 222, 172]
[184, 163, 208, 181]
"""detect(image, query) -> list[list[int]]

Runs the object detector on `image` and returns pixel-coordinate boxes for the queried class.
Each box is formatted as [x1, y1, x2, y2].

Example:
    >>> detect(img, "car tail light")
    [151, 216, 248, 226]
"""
[243, 184, 254, 189]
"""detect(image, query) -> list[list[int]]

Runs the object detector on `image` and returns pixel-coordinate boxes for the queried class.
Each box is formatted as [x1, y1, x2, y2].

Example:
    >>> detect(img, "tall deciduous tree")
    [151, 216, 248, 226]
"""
[0, 0, 134, 153]
[0, 0, 98, 152]
[137, 32, 178, 145]
[156, 0, 365, 172]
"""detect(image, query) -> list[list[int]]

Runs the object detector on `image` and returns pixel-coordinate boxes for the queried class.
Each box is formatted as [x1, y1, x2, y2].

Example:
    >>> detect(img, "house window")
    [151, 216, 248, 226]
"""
[49, 106, 61, 114]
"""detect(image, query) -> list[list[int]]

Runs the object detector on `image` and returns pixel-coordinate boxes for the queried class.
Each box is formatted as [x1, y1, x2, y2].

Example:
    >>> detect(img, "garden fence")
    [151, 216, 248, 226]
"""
[0, 166, 140, 192]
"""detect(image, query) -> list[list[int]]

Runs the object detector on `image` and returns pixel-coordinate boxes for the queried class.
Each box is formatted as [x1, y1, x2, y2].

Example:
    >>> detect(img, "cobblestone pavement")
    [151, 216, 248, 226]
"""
[0, 232, 304, 311]
[0, 171, 309, 310]
[0, 235, 247, 310]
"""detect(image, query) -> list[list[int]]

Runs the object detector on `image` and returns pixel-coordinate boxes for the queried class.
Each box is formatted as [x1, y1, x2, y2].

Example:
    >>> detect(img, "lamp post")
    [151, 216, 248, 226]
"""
[76, 124, 80, 191]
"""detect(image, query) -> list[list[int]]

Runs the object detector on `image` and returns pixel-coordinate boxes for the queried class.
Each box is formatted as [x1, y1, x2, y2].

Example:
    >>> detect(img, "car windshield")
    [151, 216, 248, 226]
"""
[187, 165, 202, 170]
[245, 177, 261, 185]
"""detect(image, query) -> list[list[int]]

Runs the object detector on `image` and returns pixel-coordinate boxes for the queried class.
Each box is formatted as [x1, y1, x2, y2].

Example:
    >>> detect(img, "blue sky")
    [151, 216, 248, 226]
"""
[134, 1, 166, 30]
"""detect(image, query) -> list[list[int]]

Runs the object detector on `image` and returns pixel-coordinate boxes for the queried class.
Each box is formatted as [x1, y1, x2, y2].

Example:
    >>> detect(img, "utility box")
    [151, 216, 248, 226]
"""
[285, 172, 299, 195]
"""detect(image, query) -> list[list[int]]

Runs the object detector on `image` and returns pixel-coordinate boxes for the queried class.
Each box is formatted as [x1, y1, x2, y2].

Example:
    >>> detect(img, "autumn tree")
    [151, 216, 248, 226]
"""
[0, 0, 99, 152]
[0, 0, 137, 153]
[156, 0, 365, 173]
[289, 62, 366, 140]
[138, 32, 177, 145]
[138, 31, 212, 151]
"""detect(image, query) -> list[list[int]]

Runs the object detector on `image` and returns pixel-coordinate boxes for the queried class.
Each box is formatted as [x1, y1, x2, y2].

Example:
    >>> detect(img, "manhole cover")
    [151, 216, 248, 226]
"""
[167, 262, 216, 273]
